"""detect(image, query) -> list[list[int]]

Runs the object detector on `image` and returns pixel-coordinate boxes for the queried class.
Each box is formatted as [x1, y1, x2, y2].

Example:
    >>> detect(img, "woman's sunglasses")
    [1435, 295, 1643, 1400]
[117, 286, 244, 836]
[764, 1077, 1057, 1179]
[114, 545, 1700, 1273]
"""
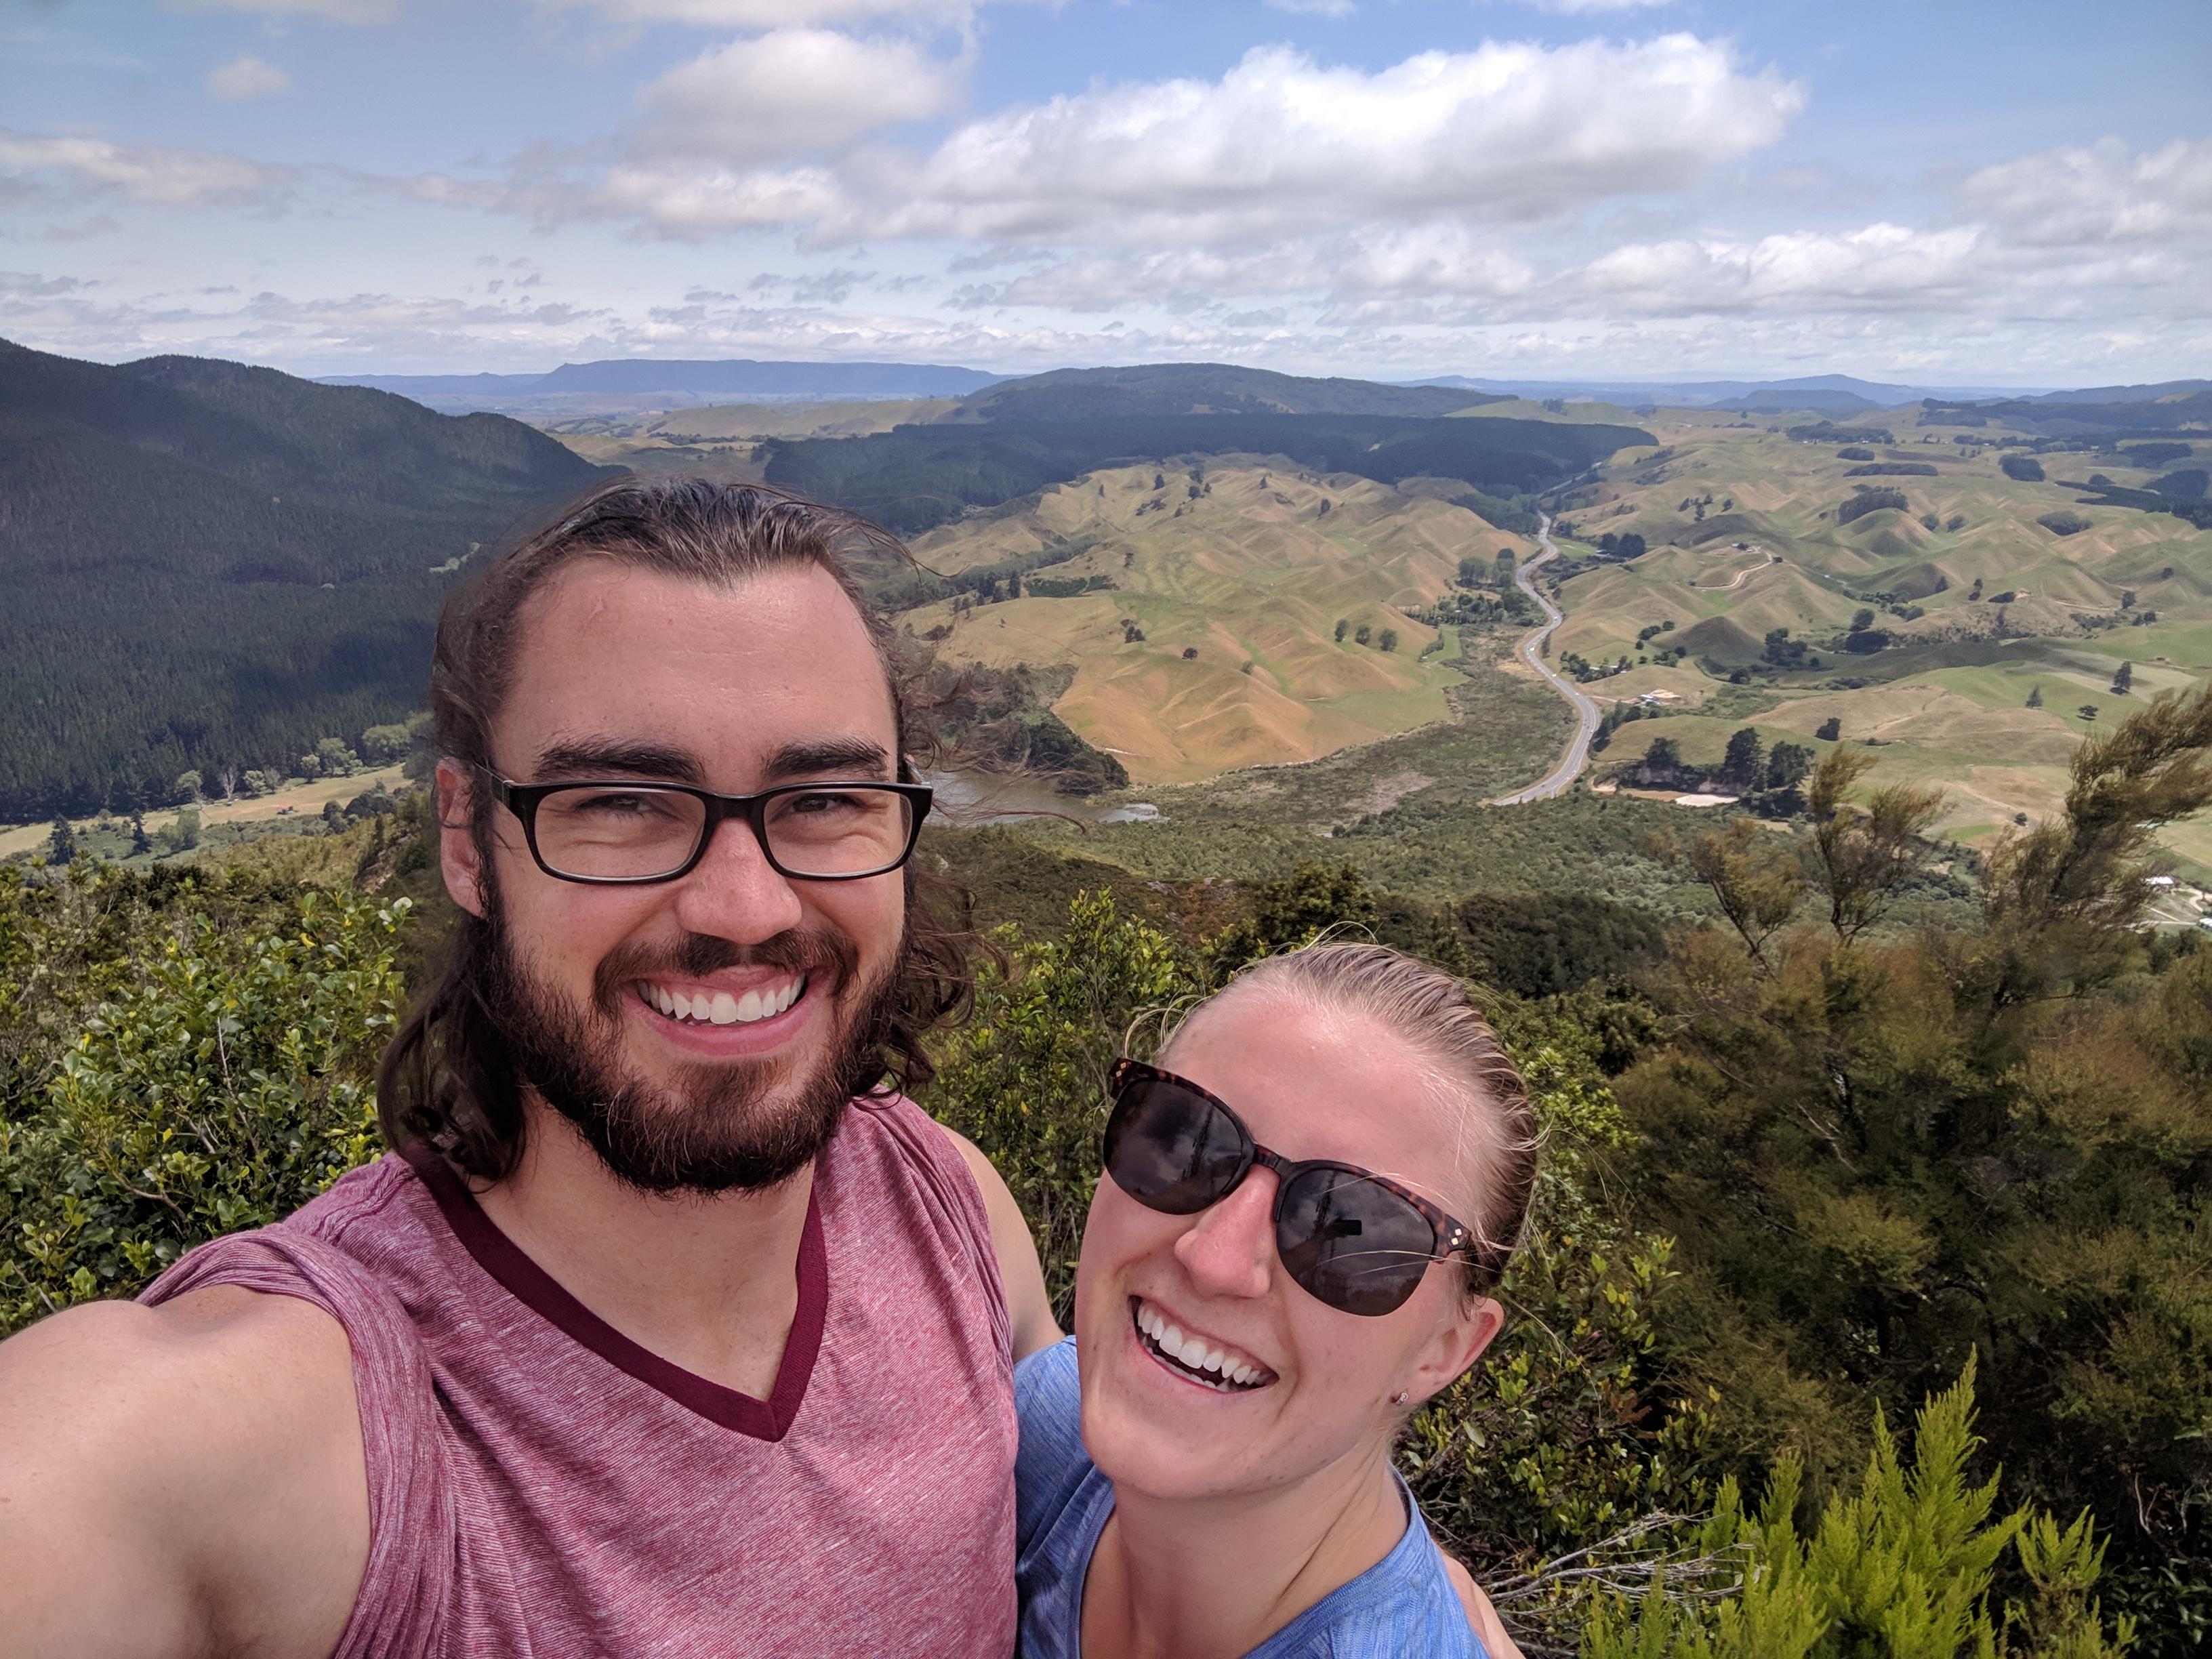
[1103, 1058, 1475, 1319]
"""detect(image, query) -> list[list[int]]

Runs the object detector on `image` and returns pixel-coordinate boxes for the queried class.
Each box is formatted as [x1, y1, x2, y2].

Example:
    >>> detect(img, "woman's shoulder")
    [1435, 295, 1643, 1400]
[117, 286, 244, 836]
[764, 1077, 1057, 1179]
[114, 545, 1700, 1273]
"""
[1251, 1479, 1488, 1659]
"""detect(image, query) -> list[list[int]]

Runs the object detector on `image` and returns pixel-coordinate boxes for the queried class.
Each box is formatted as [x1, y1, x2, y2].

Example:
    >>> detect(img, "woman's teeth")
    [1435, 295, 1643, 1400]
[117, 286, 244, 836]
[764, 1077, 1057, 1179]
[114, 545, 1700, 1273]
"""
[1133, 1300, 1271, 1391]
[641, 977, 804, 1026]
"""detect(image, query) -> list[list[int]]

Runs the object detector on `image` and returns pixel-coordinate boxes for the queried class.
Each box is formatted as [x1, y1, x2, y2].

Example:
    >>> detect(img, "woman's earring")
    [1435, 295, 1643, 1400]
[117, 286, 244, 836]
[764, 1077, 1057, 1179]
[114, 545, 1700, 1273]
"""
[1391, 1391, 1410, 1406]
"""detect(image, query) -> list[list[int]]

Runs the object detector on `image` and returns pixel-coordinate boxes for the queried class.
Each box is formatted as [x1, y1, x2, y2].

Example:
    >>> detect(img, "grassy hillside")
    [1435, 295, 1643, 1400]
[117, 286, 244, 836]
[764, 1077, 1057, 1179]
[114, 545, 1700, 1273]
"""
[762, 411, 1652, 536]
[903, 461, 1537, 781]
[1542, 405, 2212, 875]
[0, 337, 608, 820]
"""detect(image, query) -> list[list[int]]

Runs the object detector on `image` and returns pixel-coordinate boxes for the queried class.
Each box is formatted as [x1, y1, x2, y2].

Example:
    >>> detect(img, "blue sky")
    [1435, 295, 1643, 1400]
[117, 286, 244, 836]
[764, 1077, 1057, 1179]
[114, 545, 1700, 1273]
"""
[3, 0, 2207, 384]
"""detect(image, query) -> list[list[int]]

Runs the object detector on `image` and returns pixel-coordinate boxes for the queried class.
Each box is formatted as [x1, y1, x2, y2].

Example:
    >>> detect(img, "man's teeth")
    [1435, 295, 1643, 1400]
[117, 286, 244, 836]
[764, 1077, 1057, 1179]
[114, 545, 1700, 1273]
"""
[643, 977, 804, 1026]
[1134, 1300, 1269, 1390]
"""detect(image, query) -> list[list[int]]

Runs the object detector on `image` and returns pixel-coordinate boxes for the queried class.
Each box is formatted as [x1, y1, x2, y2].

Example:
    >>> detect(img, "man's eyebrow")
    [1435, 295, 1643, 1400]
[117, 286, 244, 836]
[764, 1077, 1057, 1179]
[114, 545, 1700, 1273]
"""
[530, 739, 703, 784]
[761, 738, 894, 783]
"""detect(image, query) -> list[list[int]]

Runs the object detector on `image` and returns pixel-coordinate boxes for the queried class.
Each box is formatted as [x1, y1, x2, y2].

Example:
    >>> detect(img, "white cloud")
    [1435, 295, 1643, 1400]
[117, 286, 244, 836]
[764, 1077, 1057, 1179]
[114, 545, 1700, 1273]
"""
[0, 130, 288, 207]
[206, 55, 293, 101]
[1263, 0, 1357, 18]
[638, 28, 962, 159]
[1568, 223, 1986, 316]
[1960, 136, 2212, 247]
[823, 35, 1803, 245]
[164, 0, 401, 21]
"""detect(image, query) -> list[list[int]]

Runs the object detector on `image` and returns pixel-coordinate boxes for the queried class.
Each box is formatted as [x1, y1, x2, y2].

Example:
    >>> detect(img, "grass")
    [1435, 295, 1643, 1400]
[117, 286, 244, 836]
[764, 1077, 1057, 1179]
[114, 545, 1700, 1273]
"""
[905, 461, 1536, 783]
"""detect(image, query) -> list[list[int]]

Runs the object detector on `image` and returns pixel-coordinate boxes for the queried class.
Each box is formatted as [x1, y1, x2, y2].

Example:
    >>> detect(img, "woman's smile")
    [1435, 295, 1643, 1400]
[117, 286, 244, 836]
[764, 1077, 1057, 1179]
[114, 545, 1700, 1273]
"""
[1127, 1296, 1276, 1394]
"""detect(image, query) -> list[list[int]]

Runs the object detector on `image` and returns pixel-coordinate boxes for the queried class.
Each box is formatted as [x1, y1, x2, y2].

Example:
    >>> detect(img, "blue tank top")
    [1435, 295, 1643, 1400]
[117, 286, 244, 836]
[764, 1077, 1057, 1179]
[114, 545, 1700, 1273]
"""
[1014, 1339, 1486, 1659]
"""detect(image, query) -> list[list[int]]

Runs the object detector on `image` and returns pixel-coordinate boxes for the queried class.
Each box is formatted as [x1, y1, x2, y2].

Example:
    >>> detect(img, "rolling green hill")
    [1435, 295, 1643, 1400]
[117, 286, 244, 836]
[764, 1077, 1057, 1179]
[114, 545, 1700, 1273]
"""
[762, 411, 1652, 537]
[0, 338, 608, 820]
[1540, 401, 2212, 875]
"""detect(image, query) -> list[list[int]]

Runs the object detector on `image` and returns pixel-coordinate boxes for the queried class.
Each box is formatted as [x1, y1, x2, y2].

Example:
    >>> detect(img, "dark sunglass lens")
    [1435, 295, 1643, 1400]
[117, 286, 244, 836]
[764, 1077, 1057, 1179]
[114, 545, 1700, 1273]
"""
[1103, 1079, 1249, 1216]
[1276, 1168, 1437, 1317]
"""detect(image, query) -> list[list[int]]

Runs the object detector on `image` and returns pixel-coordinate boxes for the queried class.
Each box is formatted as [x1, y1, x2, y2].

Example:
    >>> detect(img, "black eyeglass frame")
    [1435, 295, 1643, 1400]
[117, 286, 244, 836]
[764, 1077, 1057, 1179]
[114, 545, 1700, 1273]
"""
[1105, 1057, 1475, 1315]
[482, 769, 935, 886]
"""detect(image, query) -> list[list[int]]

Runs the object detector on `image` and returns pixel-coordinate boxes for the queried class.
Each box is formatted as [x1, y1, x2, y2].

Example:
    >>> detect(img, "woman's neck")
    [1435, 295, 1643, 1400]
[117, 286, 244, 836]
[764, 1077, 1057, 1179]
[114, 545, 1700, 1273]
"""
[1080, 1448, 1406, 1659]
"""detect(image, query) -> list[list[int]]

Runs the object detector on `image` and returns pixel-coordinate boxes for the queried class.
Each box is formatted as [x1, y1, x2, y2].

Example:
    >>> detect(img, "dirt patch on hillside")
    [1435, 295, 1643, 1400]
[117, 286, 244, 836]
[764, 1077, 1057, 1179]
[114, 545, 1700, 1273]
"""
[1350, 771, 1435, 817]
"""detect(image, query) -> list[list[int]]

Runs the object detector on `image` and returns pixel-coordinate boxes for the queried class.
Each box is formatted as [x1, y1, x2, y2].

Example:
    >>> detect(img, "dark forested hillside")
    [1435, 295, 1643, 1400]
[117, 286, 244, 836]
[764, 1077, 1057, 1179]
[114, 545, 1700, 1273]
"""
[763, 411, 1652, 535]
[949, 363, 1503, 422]
[0, 338, 608, 819]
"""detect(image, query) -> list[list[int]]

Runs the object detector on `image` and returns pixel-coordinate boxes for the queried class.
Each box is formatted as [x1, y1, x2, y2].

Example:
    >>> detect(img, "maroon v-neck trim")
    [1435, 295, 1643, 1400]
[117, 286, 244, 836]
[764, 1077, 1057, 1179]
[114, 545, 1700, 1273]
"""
[402, 1143, 827, 1442]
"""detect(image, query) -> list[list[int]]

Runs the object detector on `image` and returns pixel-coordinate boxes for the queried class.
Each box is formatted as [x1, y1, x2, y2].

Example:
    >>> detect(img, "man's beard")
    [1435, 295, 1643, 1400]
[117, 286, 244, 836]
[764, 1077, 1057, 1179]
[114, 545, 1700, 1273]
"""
[478, 895, 901, 1197]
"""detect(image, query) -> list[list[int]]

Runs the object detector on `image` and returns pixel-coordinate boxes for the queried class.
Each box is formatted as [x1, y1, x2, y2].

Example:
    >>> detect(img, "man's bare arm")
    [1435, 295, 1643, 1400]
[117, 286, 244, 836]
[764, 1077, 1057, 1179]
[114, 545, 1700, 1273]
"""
[1443, 1555, 1526, 1659]
[945, 1130, 1064, 1361]
[0, 1287, 369, 1659]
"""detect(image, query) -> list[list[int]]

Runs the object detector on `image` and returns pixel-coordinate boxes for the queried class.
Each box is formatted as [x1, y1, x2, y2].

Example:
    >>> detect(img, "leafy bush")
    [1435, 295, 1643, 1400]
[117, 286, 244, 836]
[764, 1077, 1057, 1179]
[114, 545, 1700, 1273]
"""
[2001, 454, 2046, 483]
[2038, 511, 2092, 536]
[1844, 463, 1938, 477]
[1, 863, 408, 1332]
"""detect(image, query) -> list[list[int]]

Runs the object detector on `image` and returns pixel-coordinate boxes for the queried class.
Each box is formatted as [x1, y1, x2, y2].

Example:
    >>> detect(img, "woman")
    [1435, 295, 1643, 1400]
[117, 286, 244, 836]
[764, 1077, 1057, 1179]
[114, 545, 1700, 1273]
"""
[1014, 941, 1537, 1658]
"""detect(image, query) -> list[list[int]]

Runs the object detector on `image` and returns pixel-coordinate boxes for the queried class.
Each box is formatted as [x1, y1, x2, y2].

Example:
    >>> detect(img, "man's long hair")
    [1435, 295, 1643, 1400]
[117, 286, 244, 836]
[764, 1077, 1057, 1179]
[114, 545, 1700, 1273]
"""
[375, 474, 981, 1183]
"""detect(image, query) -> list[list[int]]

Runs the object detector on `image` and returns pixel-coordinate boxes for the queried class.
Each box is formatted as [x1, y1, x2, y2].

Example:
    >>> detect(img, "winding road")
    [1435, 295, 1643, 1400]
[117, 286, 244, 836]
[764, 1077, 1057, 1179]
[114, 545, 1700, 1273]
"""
[1490, 513, 1602, 805]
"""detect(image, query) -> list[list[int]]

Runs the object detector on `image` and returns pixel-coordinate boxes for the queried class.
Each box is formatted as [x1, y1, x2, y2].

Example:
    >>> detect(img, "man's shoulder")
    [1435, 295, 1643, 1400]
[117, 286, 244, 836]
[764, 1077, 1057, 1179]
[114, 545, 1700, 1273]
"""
[0, 1288, 368, 1656]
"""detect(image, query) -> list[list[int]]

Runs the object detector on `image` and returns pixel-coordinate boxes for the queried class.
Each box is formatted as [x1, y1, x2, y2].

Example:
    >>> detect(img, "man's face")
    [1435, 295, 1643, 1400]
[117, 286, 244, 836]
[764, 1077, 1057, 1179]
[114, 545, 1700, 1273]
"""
[438, 558, 910, 1194]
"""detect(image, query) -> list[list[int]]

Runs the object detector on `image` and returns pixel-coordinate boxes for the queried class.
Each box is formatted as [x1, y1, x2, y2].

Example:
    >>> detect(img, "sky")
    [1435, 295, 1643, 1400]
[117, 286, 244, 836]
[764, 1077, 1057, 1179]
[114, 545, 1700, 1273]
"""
[3, 0, 2208, 386]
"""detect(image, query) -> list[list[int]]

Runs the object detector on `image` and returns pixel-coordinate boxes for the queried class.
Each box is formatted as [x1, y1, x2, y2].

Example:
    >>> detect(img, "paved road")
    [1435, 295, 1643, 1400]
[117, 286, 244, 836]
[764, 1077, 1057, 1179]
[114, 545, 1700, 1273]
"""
[1490, 513, 1602, 804]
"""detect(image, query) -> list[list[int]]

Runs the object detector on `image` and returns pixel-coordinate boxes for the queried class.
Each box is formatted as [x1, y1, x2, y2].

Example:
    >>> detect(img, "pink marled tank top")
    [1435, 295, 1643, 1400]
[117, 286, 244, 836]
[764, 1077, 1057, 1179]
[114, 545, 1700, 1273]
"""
[142, 1094, 1018, 1658]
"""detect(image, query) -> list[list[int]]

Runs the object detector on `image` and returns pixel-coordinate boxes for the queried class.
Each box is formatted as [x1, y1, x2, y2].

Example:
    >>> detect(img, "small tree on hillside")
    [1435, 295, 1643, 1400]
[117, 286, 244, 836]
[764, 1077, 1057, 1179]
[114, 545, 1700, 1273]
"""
[1378, 628, 1399, 653]
[46, 817, 76, 866]
[1334, 619, 1349, 642]
[172, 771, 203, 804]
[1355, 623, 1372, 646]
[1816, 716, 1843, 741]
[1720, 726, 1765, 787]
[2110, 661, 2133, 696]
[2026, 684, 2043, 709]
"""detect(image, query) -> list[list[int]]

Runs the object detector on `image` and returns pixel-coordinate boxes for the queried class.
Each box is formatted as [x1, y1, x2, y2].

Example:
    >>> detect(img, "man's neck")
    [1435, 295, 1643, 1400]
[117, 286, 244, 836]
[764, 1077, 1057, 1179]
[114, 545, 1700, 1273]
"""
[472, 1100, 817, 1399]
[1080, 1446, 1406, 1659]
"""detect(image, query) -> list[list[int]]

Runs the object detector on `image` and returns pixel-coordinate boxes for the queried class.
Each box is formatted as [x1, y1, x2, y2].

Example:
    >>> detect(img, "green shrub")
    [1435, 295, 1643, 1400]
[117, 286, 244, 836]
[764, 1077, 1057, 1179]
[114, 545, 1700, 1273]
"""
[1, 864, 408, 1332]
[1580, 1360, 2135, 1658]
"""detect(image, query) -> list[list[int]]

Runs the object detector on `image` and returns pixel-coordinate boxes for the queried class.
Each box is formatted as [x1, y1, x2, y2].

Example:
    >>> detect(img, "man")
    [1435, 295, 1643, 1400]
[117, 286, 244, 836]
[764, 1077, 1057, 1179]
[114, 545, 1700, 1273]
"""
[0, 477, 1059, 1656]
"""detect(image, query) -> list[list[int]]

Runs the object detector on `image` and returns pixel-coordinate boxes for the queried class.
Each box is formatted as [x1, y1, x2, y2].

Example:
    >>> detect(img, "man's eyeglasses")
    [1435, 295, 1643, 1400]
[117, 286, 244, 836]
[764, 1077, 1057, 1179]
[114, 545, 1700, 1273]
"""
[1103, 1058, 1475, 1318]
[483, 772, 933, 886]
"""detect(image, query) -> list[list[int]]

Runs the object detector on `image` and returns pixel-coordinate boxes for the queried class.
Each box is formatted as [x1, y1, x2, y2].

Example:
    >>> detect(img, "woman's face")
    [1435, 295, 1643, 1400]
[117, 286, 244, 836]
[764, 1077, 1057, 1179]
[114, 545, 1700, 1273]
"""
[1072, 992, 1503, 1505]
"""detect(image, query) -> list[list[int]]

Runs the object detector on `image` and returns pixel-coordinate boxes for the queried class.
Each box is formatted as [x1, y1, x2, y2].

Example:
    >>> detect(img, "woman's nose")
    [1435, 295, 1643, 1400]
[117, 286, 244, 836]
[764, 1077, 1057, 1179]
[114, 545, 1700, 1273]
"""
[1171, 1170, 1276, 1300]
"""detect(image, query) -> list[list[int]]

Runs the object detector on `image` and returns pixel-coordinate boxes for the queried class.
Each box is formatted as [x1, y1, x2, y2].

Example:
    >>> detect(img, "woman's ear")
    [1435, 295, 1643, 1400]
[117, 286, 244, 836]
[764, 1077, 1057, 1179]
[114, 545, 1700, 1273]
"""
[1400, 1293, 1506, 1410]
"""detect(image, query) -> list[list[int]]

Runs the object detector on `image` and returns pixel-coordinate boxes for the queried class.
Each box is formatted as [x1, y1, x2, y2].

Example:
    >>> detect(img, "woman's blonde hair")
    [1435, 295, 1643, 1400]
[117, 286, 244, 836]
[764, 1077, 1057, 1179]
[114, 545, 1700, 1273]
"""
[1162, 940, 1542, 1298]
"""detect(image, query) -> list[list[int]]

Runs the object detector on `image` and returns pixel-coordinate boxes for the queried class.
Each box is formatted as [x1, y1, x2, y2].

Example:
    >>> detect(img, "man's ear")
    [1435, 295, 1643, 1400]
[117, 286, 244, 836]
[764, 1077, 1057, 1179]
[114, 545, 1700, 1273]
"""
[1401, 1293, 1507, 1410]
[436, 758, 489, 920]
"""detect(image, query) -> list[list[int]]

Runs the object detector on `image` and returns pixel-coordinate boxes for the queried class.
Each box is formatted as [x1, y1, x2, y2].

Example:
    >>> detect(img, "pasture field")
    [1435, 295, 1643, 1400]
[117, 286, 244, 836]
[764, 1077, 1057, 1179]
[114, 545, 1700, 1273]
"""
[1552, 405, 2211, 878]
[904, 461, 1534, 782]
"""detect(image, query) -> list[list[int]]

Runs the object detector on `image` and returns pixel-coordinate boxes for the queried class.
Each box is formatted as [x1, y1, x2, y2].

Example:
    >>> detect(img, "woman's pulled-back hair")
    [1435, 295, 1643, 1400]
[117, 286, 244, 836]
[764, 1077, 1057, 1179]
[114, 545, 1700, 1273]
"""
[1170, 941, 1542, 1297]
[375, 473, 980, 1181]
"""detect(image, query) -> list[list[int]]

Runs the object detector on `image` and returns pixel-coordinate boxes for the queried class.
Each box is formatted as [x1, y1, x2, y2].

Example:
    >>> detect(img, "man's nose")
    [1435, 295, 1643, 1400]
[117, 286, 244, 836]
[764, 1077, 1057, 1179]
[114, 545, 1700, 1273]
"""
[668, 814, 805, 944]
[1171, 1169, 1276, 1302]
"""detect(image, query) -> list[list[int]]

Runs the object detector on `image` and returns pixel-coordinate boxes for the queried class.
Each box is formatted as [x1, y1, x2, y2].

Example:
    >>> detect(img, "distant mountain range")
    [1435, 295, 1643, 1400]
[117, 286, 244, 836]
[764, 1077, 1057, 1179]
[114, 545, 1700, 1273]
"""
[1403, 373, 2052, 415]
[0, 337, 607, 818]
[947, 363, 1496, 422]
[322, 357, 1005, 414]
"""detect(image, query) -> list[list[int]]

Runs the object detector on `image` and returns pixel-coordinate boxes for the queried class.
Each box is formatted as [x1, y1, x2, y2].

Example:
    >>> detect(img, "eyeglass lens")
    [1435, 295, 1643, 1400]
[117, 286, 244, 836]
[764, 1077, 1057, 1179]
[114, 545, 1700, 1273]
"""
[1102, 1075, 1438, 1317]
[530, 785, 916, 880]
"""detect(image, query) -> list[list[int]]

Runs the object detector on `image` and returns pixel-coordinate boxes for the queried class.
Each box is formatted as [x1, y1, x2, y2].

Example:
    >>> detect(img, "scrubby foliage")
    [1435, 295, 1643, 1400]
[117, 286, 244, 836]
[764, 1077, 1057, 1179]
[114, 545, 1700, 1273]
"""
[0, 860, 408, 1330]
[1627, 690, 2212, 1654]
[1583, 1361, 2135, 1658]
